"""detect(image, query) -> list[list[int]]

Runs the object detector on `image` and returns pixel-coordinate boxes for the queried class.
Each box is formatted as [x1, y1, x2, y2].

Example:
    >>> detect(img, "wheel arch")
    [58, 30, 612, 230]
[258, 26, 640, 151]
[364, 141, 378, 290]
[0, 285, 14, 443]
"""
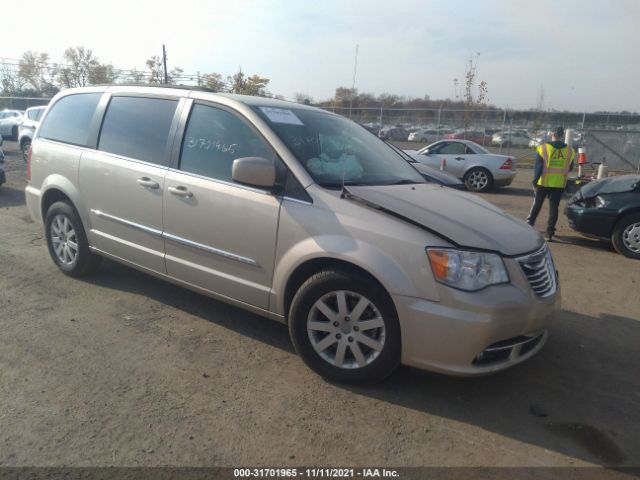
[39, 176, 92, 234]
[282, 257, 391, 323]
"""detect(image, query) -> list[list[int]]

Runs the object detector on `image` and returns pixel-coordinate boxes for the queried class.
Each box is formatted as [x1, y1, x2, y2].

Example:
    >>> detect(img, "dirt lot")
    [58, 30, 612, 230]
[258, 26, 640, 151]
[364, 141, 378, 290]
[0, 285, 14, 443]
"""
[0, 140, 639, 468]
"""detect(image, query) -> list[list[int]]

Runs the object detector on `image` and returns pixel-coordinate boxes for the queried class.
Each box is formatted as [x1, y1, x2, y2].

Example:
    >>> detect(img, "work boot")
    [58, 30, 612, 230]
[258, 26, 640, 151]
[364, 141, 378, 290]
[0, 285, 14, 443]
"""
[545, 232, 553, 242]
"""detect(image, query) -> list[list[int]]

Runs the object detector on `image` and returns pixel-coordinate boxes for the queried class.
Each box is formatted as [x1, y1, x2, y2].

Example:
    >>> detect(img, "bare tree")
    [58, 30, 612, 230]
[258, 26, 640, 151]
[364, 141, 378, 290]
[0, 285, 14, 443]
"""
[201, 72, 226, 92]
[57, 46, 101, 88]
[0, 61, 26, 94]
[18, 51, 55, 92]
[453, 53, 488, 130]
[295, 93, 313, 105]
[145, 56, 165, 84]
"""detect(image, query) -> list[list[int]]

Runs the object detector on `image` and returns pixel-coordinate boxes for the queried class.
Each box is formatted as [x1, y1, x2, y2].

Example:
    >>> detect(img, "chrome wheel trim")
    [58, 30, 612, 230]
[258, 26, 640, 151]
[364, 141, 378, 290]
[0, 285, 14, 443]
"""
[622, 222, 640, 253]
[468, 170, 489, 191]
[307, 290, 386, 369]
[51, 214, 79, 265]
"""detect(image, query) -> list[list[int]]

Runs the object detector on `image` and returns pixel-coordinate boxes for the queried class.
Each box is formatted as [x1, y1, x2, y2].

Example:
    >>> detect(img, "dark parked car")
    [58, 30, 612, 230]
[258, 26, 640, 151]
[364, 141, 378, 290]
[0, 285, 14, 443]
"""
[387, 142, 464, 189]
[378, 126, 409, 141]
[565, 175, 640, 259]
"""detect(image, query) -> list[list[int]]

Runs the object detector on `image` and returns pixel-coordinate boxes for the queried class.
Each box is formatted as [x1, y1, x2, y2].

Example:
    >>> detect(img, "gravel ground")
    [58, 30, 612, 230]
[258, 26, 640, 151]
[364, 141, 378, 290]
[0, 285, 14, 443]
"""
[0, 140, 638, 468]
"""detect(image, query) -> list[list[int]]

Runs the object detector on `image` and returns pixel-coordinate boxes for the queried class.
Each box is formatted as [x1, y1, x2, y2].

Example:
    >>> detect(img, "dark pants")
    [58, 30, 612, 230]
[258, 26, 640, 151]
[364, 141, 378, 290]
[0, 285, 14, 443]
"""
[527, 186, 564, 236]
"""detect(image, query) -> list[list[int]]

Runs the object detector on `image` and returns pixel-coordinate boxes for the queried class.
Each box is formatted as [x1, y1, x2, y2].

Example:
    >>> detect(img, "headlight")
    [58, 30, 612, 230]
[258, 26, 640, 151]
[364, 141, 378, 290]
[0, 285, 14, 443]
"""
[427, 248, 509, 291]
[595, 196, 606, 208]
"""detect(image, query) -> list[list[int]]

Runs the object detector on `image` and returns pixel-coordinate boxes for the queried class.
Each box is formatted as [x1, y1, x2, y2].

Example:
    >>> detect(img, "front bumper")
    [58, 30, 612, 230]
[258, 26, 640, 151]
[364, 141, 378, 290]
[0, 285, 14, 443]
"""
[565, 203, 615, 239]
[393, 255, 560, 376]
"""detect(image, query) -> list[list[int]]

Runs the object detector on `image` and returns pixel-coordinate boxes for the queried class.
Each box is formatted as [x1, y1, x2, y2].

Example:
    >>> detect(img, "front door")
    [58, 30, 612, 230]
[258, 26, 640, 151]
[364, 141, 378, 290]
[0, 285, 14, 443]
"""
[162, 102, 282, 309]
[427, 141, 469, 177]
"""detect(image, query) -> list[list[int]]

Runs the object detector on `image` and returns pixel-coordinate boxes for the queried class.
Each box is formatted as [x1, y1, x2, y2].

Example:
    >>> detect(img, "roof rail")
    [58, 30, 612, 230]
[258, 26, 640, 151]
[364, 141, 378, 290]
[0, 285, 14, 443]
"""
[96, 83, 217, 93]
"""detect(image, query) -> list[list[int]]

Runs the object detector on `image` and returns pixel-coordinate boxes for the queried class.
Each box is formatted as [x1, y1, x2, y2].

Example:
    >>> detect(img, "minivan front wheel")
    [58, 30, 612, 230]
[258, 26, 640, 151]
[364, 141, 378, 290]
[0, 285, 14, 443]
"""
[289, 270, 401, 384]
[45, 201, 101, 277]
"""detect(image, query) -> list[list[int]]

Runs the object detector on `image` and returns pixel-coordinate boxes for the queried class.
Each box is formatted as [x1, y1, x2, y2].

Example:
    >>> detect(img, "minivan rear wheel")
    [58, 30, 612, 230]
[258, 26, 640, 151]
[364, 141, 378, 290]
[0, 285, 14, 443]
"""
[45, 201, 101, 277]
[289, 270, 401, 384]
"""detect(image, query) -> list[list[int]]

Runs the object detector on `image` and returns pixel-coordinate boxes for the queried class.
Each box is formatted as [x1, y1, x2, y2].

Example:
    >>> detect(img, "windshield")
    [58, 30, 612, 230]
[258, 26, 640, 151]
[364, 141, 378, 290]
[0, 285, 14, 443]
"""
[253, 106, 425, 188]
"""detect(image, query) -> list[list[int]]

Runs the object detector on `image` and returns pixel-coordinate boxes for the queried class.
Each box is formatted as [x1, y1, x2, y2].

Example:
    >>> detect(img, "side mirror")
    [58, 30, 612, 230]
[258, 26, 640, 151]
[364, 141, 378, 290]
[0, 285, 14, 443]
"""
[232, 157, 277, 189]
[422, 149, 430, 155]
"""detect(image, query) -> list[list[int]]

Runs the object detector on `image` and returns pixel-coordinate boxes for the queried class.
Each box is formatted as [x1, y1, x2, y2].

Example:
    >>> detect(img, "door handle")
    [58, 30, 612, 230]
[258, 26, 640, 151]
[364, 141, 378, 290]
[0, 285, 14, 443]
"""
[455, 157, 465, 161]
[137, 177, 160, 189]
[168, 186, 193, 198]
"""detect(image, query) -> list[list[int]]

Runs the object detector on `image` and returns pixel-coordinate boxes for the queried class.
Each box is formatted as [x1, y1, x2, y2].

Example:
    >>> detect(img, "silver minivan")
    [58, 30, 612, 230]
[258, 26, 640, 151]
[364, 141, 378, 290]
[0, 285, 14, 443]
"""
[25, 86, 559, 383]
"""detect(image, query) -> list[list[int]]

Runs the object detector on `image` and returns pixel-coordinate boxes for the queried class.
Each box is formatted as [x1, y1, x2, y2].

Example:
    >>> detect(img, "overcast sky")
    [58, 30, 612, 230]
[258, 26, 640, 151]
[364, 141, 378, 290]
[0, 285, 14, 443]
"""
[4, 0, 639, 112]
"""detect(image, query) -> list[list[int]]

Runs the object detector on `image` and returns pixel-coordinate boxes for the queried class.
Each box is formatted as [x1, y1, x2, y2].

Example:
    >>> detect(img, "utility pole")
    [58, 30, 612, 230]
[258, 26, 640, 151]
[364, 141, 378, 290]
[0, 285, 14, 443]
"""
[349, 44, 359, 119]
[162, 44, 168, 84]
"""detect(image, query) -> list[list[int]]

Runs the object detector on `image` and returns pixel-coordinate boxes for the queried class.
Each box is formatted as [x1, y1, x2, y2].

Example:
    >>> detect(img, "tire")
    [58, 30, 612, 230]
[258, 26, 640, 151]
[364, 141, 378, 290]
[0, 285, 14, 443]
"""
[21, 139, 31, 162]
[288, 270, 401, 384]
[45, 201, 101, 277]
[464, 167, 494, 192]
[11, 125, 18, 141]
[611, 213, 640, 260]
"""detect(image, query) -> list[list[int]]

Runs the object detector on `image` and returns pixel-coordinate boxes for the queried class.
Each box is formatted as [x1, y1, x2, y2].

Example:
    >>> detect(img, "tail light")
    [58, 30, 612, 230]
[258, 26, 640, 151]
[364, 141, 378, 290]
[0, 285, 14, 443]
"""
[26, 145, 32, 181]
[500, 158, 513, 170]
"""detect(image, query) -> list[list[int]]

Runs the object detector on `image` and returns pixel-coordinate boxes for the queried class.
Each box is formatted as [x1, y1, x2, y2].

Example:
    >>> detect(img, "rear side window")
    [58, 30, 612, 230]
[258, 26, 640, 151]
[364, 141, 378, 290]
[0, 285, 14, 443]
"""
[98, 96, 178, 165]
[38, 93, 101, 146]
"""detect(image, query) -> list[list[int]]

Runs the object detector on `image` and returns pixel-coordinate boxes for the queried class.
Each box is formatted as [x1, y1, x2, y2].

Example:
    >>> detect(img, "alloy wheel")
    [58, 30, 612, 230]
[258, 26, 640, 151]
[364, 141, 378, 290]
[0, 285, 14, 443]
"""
[468, 170, 489, 191]
[307, 290, 386, 369]
[622, 222, 640, 253]
[50, 214, 79, 265]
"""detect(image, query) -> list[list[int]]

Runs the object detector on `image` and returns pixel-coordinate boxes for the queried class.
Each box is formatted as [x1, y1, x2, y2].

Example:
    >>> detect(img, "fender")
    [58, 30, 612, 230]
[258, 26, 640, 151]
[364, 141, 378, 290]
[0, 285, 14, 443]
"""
[270, 234, 440, 317]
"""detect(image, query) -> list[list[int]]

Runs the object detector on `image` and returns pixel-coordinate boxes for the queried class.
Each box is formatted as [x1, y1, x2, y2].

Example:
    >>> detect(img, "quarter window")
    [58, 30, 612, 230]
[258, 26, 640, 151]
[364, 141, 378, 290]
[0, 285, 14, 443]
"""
[98, 96, 178, 165]
[179, 104, 276, 182]
[38, 93, 102, 147]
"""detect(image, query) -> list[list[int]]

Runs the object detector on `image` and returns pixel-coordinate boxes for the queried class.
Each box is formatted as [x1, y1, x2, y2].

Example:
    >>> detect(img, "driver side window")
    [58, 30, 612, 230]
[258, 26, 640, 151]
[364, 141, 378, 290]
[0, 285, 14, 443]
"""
[433, 142, 466, 155]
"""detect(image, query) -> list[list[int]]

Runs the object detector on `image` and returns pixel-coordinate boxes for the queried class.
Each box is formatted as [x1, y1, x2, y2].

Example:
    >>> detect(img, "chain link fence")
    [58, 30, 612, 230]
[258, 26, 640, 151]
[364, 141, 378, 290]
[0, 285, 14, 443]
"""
[321, 106, 640, 172]
[0, 96, 50, 110]
[2, 95, 638, 172]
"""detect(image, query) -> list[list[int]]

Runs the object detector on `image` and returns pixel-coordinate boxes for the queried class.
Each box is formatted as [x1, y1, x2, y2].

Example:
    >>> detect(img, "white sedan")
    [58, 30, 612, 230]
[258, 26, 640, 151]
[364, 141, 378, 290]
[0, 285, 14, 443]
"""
[404, 139, 516, 192]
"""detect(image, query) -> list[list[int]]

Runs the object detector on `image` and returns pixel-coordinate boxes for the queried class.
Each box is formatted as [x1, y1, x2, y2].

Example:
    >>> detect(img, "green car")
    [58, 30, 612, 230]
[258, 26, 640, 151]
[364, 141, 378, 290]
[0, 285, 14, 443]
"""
[565, 174, 640, 259]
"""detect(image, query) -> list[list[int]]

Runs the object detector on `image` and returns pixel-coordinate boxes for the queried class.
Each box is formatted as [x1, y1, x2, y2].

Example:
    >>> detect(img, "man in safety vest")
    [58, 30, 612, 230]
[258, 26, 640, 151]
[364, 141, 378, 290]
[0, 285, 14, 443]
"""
[527, 126, 575, 241]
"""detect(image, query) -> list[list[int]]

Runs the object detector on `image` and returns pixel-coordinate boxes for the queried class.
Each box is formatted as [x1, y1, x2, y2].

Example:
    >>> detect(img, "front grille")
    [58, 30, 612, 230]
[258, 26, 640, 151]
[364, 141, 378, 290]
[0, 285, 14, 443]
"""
[517, 245, 558, 298]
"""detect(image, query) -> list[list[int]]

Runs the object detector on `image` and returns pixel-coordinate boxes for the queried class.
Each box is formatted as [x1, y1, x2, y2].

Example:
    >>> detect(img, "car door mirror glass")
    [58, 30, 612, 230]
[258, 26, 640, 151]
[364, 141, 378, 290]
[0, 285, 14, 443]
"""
[232, 157, 277, 189]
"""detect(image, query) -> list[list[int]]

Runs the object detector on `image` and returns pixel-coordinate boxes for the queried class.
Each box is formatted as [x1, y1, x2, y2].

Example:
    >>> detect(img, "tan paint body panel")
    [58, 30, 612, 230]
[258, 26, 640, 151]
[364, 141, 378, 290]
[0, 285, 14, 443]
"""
[25, 85, 560, 377]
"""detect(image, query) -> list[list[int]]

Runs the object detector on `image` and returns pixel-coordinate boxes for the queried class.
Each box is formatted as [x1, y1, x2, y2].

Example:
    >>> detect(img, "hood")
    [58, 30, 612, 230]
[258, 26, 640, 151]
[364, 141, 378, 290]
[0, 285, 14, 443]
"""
[344, 183, 542, 256]
[577, 174, 640, 198]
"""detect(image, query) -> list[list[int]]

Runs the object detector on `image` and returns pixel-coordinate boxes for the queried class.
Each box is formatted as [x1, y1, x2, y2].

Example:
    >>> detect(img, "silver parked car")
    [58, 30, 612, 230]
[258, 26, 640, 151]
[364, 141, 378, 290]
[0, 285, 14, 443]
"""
[0, 109, 24, 140]
[404, 139, 517, 192]
[18, 105, 47, 161]
[26, 86, 559, 383]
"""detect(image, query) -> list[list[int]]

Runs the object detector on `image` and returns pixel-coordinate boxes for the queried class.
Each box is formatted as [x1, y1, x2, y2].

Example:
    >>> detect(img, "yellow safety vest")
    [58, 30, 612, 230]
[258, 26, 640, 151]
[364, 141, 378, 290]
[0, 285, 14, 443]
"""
[536, 143, 574, 188]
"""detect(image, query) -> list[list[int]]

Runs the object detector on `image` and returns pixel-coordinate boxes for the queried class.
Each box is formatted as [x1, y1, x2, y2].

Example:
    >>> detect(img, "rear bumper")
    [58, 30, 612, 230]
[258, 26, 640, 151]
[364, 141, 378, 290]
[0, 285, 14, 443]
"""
[494, 170, 517, 186]
[25, 185, 42, 223]
[393, 281, 559, 376]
